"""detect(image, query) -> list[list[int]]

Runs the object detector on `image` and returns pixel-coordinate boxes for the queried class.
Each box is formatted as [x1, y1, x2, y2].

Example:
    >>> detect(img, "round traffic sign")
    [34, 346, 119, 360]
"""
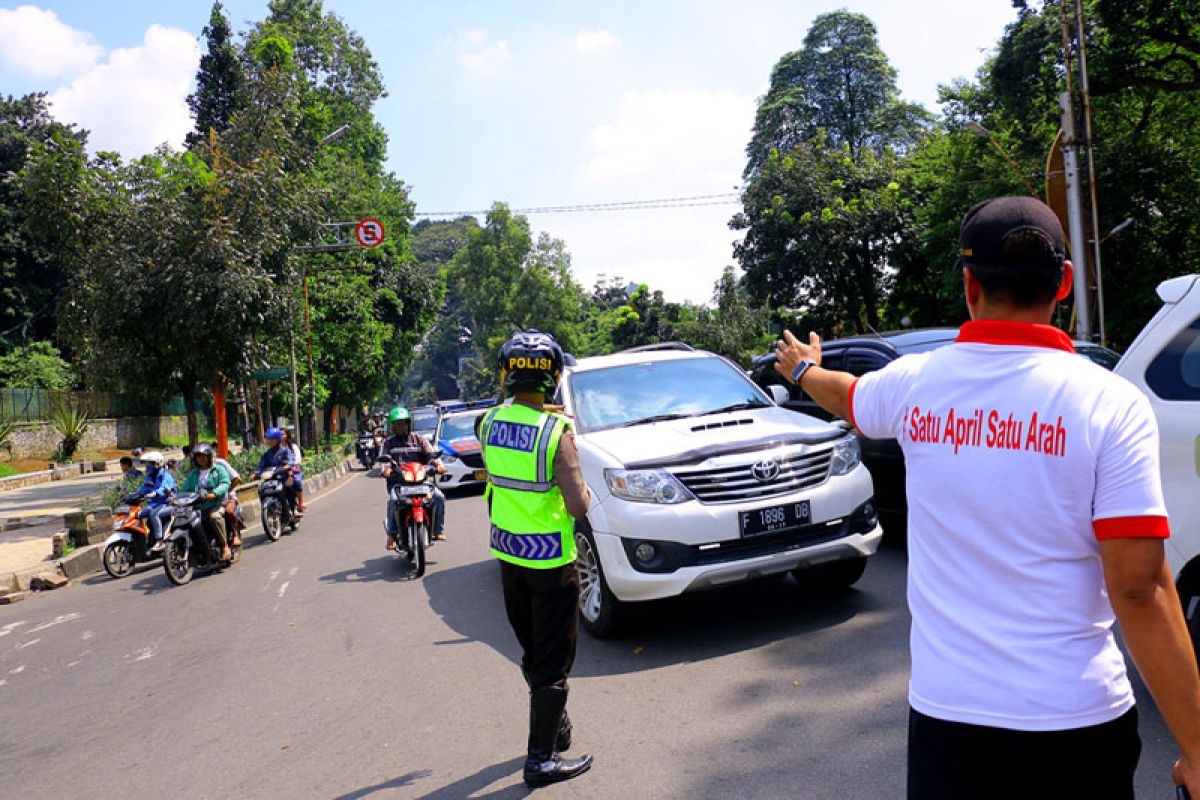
[355, 218, 385, 248]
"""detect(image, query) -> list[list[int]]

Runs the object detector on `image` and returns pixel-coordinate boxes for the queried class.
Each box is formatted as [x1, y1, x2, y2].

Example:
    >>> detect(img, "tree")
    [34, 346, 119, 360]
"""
[185, 2, 244, 151]
[744, 11, 930, 176]
[0, 94, 88, 344]
[0, 340, 76, 390]
[679, 268, 773, 365]
[734, 134, 915, 334]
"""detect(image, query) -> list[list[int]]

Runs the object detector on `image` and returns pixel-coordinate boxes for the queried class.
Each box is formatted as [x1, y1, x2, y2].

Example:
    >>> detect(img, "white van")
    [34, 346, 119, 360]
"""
[560, 343, 883, 637]
[1114, 275, 1200, 654]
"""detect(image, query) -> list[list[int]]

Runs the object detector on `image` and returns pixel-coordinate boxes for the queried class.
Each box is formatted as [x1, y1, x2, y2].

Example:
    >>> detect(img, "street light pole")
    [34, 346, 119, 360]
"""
[303, 270, 320, 455]
[1059, 91, 1092, 341]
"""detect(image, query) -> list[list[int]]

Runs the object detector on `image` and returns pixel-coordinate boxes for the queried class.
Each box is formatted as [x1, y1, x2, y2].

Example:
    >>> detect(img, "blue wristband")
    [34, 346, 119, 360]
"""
[790, 360, 814, 383]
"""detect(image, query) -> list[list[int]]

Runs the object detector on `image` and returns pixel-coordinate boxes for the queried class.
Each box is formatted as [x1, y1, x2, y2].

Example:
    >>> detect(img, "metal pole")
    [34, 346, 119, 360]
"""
[1074, 0, 1106, 346]
[289, 334, 300, 437]
[303, 272, 320, 455]
[1059, 91, 1091, 341]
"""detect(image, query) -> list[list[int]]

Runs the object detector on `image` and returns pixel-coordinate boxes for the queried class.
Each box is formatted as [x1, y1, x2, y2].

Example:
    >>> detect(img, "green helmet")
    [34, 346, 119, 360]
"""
[387, 406, 411, 424]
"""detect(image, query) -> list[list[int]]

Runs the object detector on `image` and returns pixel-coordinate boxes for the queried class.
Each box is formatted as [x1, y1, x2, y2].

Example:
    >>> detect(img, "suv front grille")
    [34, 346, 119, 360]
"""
[672, 448, 833, 503]
[461, 453, 484, 470]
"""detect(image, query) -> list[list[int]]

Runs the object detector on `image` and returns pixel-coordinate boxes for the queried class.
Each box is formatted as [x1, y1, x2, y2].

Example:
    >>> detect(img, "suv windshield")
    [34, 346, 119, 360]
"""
[568, 357, 770, 433]
[413, 412, 437, 434]
[439, 413, 482, 441]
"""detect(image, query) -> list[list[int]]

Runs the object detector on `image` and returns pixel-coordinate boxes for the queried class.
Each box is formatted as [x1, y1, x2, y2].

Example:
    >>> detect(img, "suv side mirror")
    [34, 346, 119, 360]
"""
[767, 384, 790, 405]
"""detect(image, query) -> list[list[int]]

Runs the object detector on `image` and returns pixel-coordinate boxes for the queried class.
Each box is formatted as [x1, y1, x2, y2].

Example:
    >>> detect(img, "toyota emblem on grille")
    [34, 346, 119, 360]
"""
[751, 459, 780, 483]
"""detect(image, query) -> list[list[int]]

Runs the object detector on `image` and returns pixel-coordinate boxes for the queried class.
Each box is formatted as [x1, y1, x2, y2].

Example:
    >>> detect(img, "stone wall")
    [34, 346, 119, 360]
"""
[7, 415, 205, 459]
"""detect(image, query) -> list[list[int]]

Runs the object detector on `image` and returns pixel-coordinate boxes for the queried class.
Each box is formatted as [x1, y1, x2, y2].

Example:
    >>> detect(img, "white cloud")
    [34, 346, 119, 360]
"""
[455, 29, 511, 77]
[0, 5, 104, 79]
[575, 29, 620, 54]
[49, 25, 199, 157]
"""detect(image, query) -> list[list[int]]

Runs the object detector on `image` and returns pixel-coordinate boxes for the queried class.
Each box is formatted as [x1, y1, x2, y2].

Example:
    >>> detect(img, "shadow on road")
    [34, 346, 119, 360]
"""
[417, 757, 530, 800]
[424, 546, 900, 677]
[319, 555, 411, 584]
[330, 769, 433, 799]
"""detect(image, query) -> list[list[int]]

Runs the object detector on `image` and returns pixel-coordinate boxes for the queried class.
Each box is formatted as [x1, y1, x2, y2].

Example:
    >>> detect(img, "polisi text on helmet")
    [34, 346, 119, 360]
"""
[509, 356, 553, 371]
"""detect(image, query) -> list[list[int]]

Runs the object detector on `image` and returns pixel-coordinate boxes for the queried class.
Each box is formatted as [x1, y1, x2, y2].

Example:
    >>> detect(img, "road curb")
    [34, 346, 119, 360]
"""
[0, 455, 358, 597]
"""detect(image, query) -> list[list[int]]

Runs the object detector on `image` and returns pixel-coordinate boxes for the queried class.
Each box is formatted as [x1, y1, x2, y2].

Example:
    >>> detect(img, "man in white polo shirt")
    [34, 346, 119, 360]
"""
[775, 196, 1200, 798]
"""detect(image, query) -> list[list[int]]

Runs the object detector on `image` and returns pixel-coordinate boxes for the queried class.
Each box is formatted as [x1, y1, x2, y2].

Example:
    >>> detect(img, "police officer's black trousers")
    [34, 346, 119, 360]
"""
[499, 561, 580, 692]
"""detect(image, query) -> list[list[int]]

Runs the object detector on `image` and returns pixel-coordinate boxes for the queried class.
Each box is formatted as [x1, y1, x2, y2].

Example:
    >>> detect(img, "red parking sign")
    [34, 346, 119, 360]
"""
[355, 218, 385, 248]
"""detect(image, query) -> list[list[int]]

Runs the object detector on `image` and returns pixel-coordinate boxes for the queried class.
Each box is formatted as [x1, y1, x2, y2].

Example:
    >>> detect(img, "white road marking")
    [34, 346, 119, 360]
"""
[133, 647, 155, 662]
[261, 570, 281, 593]
[28, 613, 82, 633]
[15, 639, 39, 650]
[0, 678, 6, 687]
[0, 621, 28, 638]
[10, 665, 25, 674]
[277, 581, 290, 599]
[288, 566, 298, 577]
[82, 630, 94, 641]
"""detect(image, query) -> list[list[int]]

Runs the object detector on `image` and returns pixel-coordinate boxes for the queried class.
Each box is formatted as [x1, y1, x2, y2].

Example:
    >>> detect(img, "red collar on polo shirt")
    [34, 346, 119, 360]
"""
[955, 320, 1075, 353]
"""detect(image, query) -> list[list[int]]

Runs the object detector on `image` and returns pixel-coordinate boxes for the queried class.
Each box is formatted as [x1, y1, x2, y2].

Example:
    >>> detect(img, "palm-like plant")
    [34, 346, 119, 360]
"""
[0, 412, 15, 462]
[50, 401, 91, 462]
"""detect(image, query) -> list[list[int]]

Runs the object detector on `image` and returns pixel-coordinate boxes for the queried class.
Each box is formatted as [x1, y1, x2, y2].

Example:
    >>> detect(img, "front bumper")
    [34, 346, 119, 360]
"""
[437, 460, 486, 489]
[588, 463, 881, 602]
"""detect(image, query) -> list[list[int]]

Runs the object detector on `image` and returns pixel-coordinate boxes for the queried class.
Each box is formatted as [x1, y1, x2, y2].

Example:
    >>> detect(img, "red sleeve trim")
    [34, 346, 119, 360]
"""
[1094, 515, 1171, 541]
[847, 377, 860, 432]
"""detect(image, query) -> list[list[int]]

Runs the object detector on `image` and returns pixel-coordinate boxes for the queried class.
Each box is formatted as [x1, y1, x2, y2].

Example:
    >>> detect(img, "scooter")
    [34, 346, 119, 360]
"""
[162, 492, 241, 586]
[102, 493, 163, 579]
[357, 431, 379, 471]
[378, 452, 435, 578]
[258, 465, 298, 542]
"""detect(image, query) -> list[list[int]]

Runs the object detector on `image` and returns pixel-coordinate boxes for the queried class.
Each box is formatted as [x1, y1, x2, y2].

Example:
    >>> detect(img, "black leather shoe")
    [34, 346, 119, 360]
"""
[523, 752, 593, 788]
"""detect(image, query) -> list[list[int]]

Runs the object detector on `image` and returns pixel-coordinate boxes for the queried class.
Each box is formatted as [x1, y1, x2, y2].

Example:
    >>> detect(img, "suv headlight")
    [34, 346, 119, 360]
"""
[829, 436, 861, 476]
[604, 469, 694, 505]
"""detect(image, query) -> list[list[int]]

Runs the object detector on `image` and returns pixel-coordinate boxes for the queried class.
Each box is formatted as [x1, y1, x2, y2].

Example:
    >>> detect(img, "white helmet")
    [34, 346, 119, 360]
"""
[139, 451, 165, 468]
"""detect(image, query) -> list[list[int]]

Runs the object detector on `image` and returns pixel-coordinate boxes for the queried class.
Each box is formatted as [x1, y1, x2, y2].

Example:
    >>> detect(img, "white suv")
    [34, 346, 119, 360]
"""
[1114, 274, 1200, 655]
[559, 344, 883, 637]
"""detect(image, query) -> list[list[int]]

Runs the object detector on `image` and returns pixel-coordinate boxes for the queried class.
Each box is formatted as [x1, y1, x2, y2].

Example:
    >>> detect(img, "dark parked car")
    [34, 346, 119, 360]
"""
[750, 328, 1121, 526]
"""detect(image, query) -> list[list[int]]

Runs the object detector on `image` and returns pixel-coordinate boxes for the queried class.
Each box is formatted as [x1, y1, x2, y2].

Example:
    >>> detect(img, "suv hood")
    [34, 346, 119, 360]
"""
[577, 406, 845, 468]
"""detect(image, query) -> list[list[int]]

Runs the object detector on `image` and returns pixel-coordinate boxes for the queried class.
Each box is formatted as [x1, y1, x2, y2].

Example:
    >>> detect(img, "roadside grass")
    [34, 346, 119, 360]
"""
[0, 463, 17, 478]
[159, 429, 216, 448]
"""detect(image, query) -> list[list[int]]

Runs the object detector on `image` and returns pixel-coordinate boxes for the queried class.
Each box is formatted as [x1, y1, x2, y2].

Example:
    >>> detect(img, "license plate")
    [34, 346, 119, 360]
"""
[739, 500, 811, 537]
[472, 470, 486, 481]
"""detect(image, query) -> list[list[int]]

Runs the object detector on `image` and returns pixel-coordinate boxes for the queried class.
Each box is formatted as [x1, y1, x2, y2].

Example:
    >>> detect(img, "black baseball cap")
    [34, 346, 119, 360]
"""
[957, 196, 1067, 273]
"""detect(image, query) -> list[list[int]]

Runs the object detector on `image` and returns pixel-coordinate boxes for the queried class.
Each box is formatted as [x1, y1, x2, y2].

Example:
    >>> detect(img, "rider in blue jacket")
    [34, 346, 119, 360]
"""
[254, 427, 299, 515]
[135, 452, 176, 550]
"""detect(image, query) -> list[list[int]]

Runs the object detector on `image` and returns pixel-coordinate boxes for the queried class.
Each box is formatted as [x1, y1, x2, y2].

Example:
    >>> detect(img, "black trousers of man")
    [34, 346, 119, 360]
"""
[499, 561, 580, 754]
[908, 706, 1141, 799]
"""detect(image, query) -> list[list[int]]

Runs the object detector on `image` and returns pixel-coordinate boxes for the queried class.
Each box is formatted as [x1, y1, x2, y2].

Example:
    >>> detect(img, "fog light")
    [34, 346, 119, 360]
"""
[634, 542, 657, 563]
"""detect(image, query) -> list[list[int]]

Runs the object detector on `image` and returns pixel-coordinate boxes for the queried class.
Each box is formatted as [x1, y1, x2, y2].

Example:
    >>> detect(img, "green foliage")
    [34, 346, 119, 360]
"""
[0, 462, 17, 478]
[186, 2, 244, 151]
[0, 93, 88, 344]
[49, 400, 91, 462]
[0, 340, 76, 390]
[0, 410, 15, 461]
[745, 11, 931, 177]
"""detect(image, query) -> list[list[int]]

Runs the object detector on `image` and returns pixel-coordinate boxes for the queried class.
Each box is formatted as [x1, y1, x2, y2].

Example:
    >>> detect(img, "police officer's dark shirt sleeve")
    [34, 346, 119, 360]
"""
[553, 432, 591, 518]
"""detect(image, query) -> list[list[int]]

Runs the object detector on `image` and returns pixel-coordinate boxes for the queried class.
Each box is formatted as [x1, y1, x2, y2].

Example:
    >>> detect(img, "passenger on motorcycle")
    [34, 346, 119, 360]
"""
[209, 447, 243, 548]
[380, 406, 447, 550]
[134, 451, 176, 552]
[281, 427, 306, 512]
[254, 428, 299, 516]
[179, 443, 233, 561]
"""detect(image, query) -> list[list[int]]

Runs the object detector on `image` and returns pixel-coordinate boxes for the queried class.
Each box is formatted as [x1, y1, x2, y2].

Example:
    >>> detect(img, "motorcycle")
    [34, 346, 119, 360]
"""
[258, 465, 298, 542]
[378, 452, 435, 577]
[102, 493, 163, 579]
[356, 431, 378, 471]
[162, 492, 241, 586]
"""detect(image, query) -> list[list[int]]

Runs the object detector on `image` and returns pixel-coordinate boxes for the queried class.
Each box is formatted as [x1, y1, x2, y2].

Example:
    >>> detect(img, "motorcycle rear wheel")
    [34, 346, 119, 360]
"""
[103, 541, 135, 579]
[163, 540, 193, 586]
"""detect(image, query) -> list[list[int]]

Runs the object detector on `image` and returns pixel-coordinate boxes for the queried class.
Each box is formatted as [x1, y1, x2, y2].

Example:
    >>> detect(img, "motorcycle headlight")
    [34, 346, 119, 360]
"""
[829, 436, 861, 476]
[604, 469, 694, 505]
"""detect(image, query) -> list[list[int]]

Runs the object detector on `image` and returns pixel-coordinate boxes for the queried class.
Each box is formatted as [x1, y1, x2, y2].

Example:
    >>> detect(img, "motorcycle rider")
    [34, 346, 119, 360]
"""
[178, 443, 232, 561]
[380, 406, 447, 550]
[253, 427, 298, 517]
[478, 329, 594, 787]
[134, 451, 176, 552]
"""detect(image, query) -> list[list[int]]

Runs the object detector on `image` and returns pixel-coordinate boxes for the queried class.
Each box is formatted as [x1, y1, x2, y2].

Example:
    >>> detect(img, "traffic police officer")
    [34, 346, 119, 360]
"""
[479, 329, 594, 788]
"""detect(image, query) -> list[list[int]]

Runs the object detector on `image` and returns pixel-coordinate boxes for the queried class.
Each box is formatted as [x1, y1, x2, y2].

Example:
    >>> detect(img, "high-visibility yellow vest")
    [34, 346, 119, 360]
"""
[480, 403, 576, 569]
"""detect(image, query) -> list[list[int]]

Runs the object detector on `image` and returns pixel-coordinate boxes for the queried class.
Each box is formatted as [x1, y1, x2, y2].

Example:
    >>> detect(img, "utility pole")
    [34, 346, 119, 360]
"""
[1059, 91, 1091, 341]
[1074, 0, 1106, 345]
[289, 331, 301, 440]
[303, 271, 320, 455]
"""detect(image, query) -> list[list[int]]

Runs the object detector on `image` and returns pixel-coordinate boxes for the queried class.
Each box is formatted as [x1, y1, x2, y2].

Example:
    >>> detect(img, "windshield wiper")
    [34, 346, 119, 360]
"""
[699, 402, 769, 417]
[618, 413, 693, 428]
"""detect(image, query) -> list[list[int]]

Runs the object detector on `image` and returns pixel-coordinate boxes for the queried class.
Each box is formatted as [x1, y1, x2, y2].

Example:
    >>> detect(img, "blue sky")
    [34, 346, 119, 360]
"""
[0, 1, 1020, 303]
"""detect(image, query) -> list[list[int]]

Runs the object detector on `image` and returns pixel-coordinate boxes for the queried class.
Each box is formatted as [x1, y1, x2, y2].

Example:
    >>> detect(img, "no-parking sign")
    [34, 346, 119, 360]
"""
[355, 218, 385, 248]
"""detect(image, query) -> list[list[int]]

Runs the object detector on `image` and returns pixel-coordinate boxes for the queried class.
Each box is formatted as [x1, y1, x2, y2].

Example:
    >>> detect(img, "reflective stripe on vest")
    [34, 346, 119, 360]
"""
[490, 525, 563, 561]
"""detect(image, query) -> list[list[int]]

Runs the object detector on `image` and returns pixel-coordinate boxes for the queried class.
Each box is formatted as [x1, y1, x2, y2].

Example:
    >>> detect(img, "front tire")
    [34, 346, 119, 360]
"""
[163, 539, 193, 586]
[103, 541, 135, 579]
[575, 528, 625, 639]
[264, 504, 283, 542]
[409, 521, 427, 577]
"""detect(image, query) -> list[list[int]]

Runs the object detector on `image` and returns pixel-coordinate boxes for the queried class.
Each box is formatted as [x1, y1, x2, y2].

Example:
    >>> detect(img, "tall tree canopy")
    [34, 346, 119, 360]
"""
[185, 2, 244, 151]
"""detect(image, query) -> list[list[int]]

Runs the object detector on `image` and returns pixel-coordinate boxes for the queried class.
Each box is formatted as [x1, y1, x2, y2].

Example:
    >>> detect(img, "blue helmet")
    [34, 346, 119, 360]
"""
[264, 427, 282, 441]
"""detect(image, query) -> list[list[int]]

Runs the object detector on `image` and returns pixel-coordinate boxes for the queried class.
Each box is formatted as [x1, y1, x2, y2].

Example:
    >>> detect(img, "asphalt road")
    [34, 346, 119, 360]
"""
[0, 469, 1184, 799]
